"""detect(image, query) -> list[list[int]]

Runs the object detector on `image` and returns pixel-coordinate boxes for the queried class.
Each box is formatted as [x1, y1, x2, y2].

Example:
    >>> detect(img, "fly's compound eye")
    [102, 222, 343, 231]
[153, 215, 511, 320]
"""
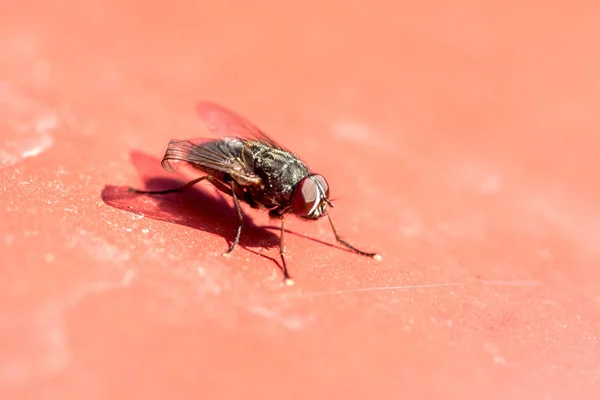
[292, 177, 318, 217]
[291, 175, 330, 217]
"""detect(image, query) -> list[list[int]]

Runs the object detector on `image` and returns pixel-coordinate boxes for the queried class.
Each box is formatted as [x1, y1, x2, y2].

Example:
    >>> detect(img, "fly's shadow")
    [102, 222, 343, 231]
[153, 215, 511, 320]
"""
[101, 150, 280, 251]
[102, 150, 361, 277]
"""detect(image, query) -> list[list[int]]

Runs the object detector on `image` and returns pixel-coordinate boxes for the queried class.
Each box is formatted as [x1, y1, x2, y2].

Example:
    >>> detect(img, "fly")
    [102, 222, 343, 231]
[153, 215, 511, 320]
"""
[129, 101, 381, 285]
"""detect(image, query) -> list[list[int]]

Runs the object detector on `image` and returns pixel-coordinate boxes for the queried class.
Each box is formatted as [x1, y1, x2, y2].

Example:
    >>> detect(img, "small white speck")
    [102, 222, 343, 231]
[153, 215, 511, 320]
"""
[35, 115, 58, 134]
[483, 342, 508, 366]
[141, 228, 149, 234]
[125, 228, 132, 232]
[122, 269, 135, 285]
[0, 82, 10, 99]
[479, 174, 502, 195]
[332, 120, 373, 143]
[493, 355, 507, 366]
[400, 225, 421, 238]
[539, 248, 552, 260]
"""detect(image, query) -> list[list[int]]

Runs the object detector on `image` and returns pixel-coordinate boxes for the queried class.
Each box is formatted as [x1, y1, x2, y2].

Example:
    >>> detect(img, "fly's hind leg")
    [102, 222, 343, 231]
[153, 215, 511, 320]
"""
[128, 175, 233, 197]
[128, 176, 209, 195]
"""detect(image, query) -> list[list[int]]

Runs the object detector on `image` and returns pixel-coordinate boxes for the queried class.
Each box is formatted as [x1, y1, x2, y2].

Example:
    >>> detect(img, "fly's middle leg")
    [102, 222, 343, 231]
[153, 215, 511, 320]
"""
[223, 181, 244, 257]
[279, 218, 294, 286]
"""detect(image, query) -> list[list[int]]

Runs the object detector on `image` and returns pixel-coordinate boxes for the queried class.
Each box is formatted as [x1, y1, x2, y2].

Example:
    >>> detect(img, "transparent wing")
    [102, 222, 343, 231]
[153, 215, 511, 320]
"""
[160, 138, 260, 184]
[195, 100, 290, 152]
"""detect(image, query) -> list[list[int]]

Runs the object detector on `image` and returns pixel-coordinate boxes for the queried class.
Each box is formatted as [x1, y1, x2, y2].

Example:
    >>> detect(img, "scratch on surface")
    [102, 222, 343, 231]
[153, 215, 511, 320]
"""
[294, 280, 542, 299]
[248, 305, 315, 331]
[480, 280, 541, 287]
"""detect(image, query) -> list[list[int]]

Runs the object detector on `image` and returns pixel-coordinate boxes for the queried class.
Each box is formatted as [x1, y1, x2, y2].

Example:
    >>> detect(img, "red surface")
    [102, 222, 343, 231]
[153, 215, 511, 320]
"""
[1, 1, 600, 399]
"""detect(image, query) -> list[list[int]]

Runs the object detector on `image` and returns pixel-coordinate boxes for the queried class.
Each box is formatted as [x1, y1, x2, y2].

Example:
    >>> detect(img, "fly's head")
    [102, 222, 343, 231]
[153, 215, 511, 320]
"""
[291, 174, 333, 220]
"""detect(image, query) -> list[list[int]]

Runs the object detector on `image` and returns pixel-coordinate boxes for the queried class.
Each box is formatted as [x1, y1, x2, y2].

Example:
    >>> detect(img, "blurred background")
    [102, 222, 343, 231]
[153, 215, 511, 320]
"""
[1, 1, 599, 399]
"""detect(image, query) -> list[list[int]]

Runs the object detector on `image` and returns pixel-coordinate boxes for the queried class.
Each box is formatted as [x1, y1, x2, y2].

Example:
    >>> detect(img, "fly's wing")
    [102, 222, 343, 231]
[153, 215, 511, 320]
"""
[160, 137, 261, 185]
[195, 100, 291, 153]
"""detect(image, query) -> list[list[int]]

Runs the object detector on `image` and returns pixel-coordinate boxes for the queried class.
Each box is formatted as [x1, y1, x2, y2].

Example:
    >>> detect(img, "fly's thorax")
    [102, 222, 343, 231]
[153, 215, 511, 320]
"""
[205, 137, 245, 158]
[250, 146, 310, 193]
[239, 143, 310, 209]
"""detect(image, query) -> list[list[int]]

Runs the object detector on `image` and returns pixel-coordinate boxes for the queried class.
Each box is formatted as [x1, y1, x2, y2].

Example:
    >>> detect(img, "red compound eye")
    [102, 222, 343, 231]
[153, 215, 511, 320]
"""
[313, 174, 329, 198]
[292, 175, 329, 217]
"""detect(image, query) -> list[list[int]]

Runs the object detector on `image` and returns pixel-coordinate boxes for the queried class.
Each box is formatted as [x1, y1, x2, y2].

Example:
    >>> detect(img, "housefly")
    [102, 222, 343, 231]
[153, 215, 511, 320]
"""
[129, 101, 381, 285]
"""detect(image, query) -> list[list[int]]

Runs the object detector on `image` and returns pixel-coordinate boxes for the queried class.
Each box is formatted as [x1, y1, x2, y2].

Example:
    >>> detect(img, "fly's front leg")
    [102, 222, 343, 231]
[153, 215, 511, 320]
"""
[326, 214, 382, 260]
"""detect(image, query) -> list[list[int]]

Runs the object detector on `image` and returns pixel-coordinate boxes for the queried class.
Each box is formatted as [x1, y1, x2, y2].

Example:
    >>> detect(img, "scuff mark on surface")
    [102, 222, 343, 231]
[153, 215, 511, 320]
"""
[526, 193, 600, 254]
[66, 228, 131, 263]
[0, 127, 54, 167]
[0, 303, 70, 387]
[483, 342, 508, 366]
[67, 269, 136, 306]
[0, 83, 58, 168]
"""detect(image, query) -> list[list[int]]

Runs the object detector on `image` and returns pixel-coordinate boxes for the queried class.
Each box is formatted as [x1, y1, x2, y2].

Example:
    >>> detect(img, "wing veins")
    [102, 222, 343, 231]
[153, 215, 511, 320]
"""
[160, 139, 259, 183]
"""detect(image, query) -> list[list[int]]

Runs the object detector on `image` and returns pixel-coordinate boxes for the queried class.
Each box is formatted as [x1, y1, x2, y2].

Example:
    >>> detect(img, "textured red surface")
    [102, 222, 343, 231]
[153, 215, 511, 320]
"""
[1, 1, 600, 399]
